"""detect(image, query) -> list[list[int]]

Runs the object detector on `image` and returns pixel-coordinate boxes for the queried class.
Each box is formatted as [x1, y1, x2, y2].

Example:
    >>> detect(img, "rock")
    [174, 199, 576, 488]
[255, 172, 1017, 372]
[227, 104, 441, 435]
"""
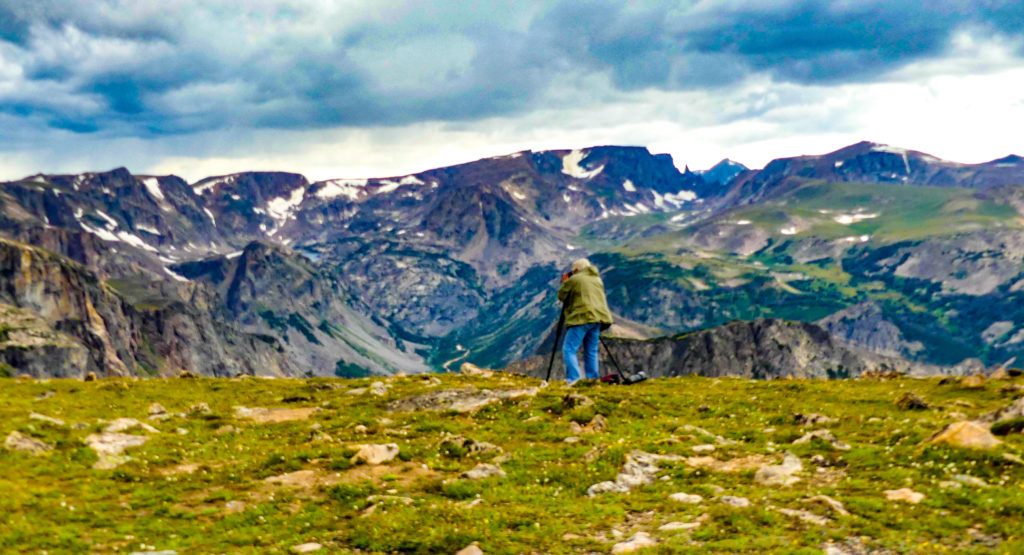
[178, 370, 198, 379]
[386, 387, 539, 413]
[977, 396, 1024, 424]
[938, 481, 961, 490]
[148, 403, 167, 416]
[793, 413, 836, 425]
[86, 432, 150, 469]
[720, 495, 751, 508]
[793, 429, 851, 450]
[461, 463, 506, 480]
[460, 363, 494, 377]
[291, 543, 323, 553]
[350, 443, 400, 465]
[440, 434, 503, 456]
[777, 507, 830, 526]
[587, 451, 682, 496]
[215, 425, 239, 435]
[805, 495, 849, 516]
[454, 544, 484, 555]
[884, 488, 924, 504]
[953, 474, 988, 487]
[1004, 453, 1024, 465]
[610, 532, 656, 554]
[754, 453, 803, 486]
[692, 444, 716, 453]
[83, 372, 97, 382]
[990, 368, 1009, 380]
[569, 414, 608, 434]
[669, 492, 703, 504]
[233, 406, 319, 423]
[224, 501, 247, 513]
[34, 391, 54, 401]
[29, 412, 65, 426]
[105, 418, 160, 434]
[960, 374, 987, 389]
[562, 392, 594, 409]
[354, 424, 368, 434]
[658, 521, 701, 531]
[929, 421, 1002, 450]
[4, 431, 53, 454]
[369, 381, 388, 396]
[894, 392, 930, 410]
[187, 402, 211, 416]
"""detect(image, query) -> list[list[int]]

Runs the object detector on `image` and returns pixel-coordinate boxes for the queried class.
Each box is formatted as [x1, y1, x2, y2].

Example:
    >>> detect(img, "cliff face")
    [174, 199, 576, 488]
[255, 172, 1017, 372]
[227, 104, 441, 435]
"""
[0, 239, 296, 378]
[502, 319, 944, 381]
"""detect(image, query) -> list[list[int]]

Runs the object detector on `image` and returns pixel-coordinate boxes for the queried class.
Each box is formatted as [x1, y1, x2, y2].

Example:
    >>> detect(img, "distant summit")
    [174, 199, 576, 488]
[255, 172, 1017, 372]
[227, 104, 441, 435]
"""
[697, 158, 748, 186]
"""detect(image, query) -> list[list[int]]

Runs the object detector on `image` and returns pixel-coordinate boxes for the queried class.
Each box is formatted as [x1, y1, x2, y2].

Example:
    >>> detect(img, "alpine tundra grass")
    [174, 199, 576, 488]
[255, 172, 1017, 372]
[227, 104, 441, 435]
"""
[2, 372, 1022, 553]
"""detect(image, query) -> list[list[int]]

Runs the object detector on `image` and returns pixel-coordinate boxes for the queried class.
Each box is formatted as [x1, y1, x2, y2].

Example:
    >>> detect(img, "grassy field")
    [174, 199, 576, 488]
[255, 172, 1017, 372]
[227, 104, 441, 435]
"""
[2, 372, 1023, 554]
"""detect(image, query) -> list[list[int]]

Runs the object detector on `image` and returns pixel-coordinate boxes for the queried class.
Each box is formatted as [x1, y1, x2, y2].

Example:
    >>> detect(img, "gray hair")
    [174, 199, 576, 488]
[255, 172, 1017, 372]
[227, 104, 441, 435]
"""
[571, 258, 592, 273]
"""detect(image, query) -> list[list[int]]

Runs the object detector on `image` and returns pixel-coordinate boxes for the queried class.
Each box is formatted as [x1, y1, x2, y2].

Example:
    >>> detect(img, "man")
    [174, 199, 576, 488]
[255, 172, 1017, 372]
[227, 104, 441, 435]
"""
[557, 258, 613, 384]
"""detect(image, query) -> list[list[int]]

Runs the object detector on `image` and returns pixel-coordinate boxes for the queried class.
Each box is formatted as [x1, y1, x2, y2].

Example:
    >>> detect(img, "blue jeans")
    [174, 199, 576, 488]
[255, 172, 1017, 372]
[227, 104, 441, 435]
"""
[563, 323, 601, 383]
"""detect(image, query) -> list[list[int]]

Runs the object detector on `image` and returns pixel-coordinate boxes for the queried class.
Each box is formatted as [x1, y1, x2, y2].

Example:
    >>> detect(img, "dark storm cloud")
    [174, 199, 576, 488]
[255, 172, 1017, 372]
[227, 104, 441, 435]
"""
[0, 0, 1021, 139]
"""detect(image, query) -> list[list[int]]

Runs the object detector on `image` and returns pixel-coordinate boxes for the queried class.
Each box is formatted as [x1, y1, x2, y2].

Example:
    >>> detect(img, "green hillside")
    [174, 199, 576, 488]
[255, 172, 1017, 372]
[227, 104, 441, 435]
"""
[2, 373, 1022, 553]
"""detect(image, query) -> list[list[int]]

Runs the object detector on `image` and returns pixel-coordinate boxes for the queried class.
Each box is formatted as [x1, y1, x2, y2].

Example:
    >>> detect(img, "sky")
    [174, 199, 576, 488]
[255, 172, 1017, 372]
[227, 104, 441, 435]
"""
[1, 0, 1022, 183]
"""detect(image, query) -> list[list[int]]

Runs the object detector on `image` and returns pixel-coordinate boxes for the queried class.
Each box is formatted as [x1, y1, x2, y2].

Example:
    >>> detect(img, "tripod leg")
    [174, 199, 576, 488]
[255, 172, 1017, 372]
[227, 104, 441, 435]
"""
[600, 337, 626, 377]
[545, 310, 566, 382]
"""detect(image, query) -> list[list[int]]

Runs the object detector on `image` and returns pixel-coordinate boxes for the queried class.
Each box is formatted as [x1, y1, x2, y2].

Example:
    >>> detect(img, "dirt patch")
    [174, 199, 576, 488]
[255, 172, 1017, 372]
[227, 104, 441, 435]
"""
[386, 387, 539, 413]
[684, 454, 776, 472]
[263, 462, 442, 496]
[234, 406, 320, 423]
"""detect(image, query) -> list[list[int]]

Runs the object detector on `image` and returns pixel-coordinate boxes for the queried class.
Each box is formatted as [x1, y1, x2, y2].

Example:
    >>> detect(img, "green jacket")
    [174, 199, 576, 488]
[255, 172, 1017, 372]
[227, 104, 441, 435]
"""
[557, 265, 614, 328]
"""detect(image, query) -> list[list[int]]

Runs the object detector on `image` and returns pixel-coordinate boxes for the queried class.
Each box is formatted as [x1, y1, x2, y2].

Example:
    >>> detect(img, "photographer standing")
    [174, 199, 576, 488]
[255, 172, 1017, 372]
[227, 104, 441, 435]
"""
[557, 258, 614, 384]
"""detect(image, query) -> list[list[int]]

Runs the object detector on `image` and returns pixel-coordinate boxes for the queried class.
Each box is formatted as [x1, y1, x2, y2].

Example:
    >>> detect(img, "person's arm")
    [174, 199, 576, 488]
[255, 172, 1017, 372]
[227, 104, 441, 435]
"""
[557, 275, 574, 303]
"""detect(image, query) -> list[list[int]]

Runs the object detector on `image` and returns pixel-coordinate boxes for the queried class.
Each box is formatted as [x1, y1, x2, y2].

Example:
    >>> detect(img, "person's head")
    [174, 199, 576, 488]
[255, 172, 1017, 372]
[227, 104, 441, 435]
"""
[571, 258, 592, 274]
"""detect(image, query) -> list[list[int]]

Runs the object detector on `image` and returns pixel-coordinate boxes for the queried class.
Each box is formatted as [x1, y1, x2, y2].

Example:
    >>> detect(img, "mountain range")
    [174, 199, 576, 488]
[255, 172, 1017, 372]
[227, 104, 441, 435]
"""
[1, 141, 1022, 378]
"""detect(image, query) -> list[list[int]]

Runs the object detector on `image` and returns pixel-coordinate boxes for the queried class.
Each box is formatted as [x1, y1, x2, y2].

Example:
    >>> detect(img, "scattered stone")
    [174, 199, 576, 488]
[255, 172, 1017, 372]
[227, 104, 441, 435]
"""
[989, 368, 1009, 380]
[562, 392, 595, 409]
[684, 454, 774, 473]
[754, 453, 803, 486]
[454, 544, 483, 555]
[561, 532, 582, 540]
[928, 421, 1001, 450]
[720, 495, 751, 508]
[291, 543, 323, 553]
[354, 424, 368, 434]
[823, 537, 893, 555]
[860, 370, 902, 380]
[224, 501, 246, 513]
[29, 412, 65, 426]
[793, 429, 851, 451]
[697, 404, 711, 413]
[175, 428, 188, 435]
[346, 388, 367, 396]
[966, 524, 1002, 548]
[884, 488, 925, 504]
[105, 418, 160, 434]
[952, 474, 988, 487]
[350, 443, 400, 465]
[178, 370, 198, 379]
[148, 403, 167, 417]
[187, 403, 211, 416]
[977, 396, 1024, 424]
[461, 463, 506, 480]
[460, 362, 494, 377]
[1003, 453, 1024, 465]
[215, 425, 239, 435]
[569, 414, 608, 434]
[440, 434, 503, 457]
[369, 381, 388, 396]
[610, 531, 656, 554]
[83, 372, 97, 382]
[960, 374, 987, 389]
[805, 495, 849, 516]
[794, 413, 836, 426]
[679, 424, 738, 446]
[386, 387, 539, 413]
[34, 391, 54, 401]
[692, 444, 716, 453]
[658, 521, 701, 532]
[894, 392, 930, 410]
[4, 431, 53, 455]
[86, 432, 150, 469]
[938, 481, 961, 490]
[128, 551, 177, 555]
[777, 507, 830, 526]
[233, 406, 319, 423]
[587, 451, 681, 496]
[669, 492, 703, 504]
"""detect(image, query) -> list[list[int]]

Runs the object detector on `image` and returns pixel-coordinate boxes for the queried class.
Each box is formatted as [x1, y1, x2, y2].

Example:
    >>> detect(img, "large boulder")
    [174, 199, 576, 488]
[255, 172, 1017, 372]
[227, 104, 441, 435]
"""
[928, 421, 1001, 450]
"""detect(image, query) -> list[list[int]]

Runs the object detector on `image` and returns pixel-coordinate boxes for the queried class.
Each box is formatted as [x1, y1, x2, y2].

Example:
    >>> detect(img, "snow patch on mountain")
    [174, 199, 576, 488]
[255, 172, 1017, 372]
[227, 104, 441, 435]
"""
[834, 213, 878, 225]
[142, 177, 166, 202]
[622, 179, 636, 192]
[662, 190, 697, 206]
[780, 226, 798, 235]
[194, 175, 234, 195]
[135, 223, 161, 235]
[399, 175, 424, 186]
[375, 180, 402, 194]
[266, 187, 306, 224]
[204, 207, 217, 226]
[562, 150, 604, 179]
[317, 179, 367, 200]
[164, 267, 189, 282]
[116, 231, 158, 252]
[96, 210, 118, 230]
[871, 145, 911, 174]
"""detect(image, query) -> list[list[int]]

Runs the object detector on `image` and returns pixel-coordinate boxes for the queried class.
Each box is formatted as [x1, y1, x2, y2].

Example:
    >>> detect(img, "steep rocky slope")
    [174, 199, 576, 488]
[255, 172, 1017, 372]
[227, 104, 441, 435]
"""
[503, 318, 944, 380]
